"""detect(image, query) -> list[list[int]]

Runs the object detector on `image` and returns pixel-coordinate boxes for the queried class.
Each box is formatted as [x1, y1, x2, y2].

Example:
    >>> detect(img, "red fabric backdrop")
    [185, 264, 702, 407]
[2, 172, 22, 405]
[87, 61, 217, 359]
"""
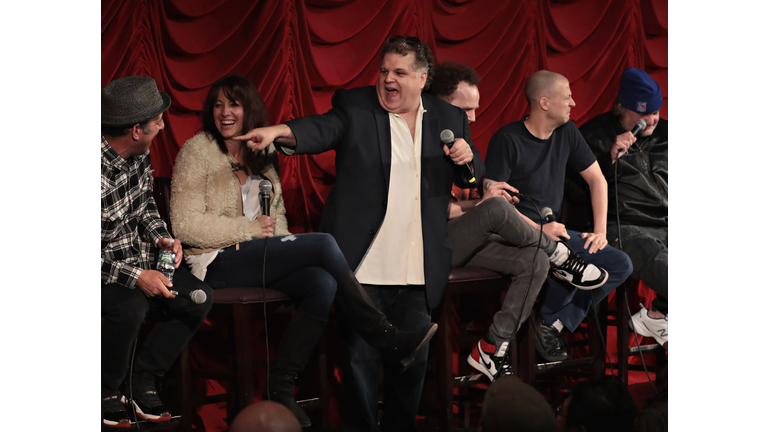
[102, 0, 667, 234]
[102, 2, 667, 428]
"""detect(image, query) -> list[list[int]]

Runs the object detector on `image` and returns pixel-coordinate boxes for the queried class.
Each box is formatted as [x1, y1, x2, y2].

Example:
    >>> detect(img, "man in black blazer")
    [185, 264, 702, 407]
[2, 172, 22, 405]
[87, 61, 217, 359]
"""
[237, 36, 483, 432]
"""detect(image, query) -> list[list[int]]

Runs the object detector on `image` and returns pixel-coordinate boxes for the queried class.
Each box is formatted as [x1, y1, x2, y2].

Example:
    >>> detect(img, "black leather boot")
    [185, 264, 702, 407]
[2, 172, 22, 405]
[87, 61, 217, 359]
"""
[335, 270, 438, 371]
[262, 310, 327, 427]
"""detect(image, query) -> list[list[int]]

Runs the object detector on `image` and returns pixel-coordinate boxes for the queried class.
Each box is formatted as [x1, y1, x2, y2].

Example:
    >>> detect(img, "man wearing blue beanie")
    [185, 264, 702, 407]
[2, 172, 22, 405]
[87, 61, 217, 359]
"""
[576, 67, 668, 349]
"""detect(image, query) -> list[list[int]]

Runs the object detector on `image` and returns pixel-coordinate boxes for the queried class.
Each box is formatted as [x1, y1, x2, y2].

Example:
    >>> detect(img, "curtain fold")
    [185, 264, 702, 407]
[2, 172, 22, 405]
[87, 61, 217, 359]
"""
[102, 0, 667, 234]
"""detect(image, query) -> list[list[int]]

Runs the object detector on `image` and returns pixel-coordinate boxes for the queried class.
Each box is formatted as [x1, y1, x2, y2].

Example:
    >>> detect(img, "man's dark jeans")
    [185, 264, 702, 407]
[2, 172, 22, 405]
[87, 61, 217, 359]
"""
[101, 266, 213, 392]
[338, 284, 432, 432]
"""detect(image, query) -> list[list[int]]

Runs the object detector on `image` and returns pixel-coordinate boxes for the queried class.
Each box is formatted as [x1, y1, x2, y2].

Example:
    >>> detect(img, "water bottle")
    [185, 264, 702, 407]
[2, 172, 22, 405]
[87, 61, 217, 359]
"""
[157, 239, 176, 283]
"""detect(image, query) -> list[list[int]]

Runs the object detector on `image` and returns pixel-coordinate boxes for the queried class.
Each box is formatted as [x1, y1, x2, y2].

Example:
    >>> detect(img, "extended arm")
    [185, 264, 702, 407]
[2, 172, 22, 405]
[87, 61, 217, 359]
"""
[579, 161, 609, 253]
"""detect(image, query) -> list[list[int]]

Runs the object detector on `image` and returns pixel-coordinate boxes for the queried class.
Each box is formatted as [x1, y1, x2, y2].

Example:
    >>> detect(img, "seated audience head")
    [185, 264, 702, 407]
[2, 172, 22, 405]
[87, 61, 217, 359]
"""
[202, 74, 270, 154]
[524, 70, 574, 126]
[101, 75, 171, 158]
[556, 379, 637, 432]
[229, 400, 302, 432]
[479, 375, 557, 432]
[614, 67, 662, 137]
[377, 35, 434, 115]
[428, 62, 480, 123]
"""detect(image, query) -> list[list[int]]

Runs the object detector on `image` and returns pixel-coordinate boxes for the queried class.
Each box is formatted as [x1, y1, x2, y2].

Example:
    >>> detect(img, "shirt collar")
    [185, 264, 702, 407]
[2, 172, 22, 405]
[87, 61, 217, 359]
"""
[102, 135, 129, 171]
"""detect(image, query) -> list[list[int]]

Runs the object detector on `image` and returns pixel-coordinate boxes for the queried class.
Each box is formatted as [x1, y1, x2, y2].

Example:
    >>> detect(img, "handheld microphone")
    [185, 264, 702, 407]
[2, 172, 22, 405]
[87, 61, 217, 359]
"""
[631, 119, 647, 137]
[169, 287, 208, 304]
[440, 129, 476, 185]
[259, 179, 272, 217]
[540, 206, 555, 224]
[618, 119, 647, 160]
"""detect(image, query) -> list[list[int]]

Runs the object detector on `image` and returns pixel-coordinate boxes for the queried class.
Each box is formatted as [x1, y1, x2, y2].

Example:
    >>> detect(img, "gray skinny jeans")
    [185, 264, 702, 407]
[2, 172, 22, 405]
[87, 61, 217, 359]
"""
[446, 197, 556, 345]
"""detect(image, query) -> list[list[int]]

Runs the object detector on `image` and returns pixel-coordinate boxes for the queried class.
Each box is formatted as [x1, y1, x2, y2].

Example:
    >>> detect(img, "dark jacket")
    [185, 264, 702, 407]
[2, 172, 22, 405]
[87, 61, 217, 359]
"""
[574, 112, 668, 228]
[284, 86, 484, 308]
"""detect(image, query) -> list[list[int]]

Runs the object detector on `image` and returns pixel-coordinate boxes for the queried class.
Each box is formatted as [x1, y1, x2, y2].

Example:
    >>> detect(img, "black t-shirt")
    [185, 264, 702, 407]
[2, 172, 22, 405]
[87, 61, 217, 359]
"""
[484, 120, 596, 222]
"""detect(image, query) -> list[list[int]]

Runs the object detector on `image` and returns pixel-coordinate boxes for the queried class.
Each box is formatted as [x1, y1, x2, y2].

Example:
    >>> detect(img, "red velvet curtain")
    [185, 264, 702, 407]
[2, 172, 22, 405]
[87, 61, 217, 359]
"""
[102, 0, 667, 234]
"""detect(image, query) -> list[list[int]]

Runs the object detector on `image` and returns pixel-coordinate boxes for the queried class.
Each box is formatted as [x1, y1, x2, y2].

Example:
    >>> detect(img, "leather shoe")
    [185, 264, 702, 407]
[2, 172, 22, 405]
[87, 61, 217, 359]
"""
[535, 320, 568, 362]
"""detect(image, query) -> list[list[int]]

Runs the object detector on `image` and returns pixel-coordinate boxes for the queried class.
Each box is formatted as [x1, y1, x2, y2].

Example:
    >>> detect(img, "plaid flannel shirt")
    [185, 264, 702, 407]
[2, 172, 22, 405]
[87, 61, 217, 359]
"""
[101, 136, 170, 288]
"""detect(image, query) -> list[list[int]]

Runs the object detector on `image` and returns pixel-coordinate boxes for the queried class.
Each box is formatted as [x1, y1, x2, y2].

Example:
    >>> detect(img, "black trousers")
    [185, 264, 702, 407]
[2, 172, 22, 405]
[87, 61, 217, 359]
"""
[101, 266, 212, 393]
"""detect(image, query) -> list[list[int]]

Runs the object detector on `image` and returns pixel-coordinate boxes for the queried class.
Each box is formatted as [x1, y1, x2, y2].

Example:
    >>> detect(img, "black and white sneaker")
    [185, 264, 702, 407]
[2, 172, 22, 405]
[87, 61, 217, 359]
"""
[124, 371, 172, 423]
[467, 334, 513, 381]
[102, 391, 131, 429]
[549, 241, 608, 290]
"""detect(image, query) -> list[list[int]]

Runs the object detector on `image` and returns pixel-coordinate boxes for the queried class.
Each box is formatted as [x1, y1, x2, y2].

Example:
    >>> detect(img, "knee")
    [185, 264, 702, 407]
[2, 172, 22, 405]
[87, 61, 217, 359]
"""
[616, 251, 634, 280]
[298, 268, 337, 316]
[481, 197, 511, 218]
[106, 291, 148, 327]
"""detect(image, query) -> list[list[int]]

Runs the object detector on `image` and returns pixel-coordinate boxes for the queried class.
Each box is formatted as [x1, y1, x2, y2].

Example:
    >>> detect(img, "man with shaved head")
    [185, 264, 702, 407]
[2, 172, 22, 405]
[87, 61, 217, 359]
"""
[483, 70, 633, 362]
[429, 64, 609, 381]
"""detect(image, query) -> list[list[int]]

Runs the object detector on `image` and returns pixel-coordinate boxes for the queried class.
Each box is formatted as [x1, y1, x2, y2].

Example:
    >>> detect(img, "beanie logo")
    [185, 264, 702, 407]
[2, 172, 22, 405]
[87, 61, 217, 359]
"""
[636, 101, 647, 113]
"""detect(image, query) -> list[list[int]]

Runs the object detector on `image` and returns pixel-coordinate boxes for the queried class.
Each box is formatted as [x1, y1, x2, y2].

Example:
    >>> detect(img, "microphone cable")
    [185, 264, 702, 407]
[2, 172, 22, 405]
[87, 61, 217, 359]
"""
[504, 194, 543, 360]
[128, 337, 140, 428]
[613, 146, 658, 394]
[263, 235, 272, 401]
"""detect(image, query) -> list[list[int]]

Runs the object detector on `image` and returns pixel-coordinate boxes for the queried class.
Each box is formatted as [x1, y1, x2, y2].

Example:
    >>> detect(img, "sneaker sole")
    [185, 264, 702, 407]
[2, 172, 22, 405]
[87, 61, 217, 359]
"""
[128, 399, 172, 423]
[553, 270, 610, 290]
[398, 323, 438, 372]
[629, 316, 668, 346]
[102, 419, 132, 429]
[466, 353, 495, 382]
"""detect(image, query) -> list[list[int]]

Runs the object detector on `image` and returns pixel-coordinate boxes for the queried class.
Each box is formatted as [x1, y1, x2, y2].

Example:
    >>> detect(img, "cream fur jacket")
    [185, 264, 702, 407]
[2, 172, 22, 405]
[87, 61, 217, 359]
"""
[170, 132, 290, 255]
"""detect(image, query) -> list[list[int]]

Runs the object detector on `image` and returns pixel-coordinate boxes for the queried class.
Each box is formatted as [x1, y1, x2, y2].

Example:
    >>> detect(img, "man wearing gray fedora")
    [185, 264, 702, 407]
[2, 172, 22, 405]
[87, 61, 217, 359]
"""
[101, 76, 213, 428]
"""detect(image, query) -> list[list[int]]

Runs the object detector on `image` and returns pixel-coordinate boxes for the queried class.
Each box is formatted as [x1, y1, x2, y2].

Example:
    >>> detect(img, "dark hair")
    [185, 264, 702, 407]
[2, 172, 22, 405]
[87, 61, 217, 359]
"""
[101, 117, 153, 138]
[566, 380, 637, 432]
[202, 75, 270, 157]
[381, 36, 435, 89]
[428, 62, 480, 101]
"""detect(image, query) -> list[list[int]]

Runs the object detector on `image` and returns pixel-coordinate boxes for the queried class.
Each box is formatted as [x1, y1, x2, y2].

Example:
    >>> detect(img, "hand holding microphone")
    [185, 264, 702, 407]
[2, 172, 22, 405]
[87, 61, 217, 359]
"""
[257, 179, 276, 237]
[169, 287, 208, 304]
[539, 206, 570, 241]
[613, 119, 647, 162]
[440, 129, 475, 185]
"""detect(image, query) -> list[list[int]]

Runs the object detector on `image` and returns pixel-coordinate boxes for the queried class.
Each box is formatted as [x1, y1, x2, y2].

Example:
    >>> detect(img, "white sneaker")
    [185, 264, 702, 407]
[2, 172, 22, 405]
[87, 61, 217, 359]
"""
[629, 303, 668, 346]
[549, 241, 608, 290]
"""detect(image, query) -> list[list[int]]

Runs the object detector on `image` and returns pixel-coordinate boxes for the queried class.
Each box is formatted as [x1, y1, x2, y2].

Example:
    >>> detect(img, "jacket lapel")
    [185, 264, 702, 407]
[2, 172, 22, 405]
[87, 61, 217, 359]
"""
[374, 105, 392, 191]
[421, 95, 440, 199]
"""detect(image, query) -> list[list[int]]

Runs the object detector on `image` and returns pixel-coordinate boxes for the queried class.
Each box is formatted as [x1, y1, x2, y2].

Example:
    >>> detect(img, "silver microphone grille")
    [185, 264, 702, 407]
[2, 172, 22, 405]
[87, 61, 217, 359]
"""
[635, 119, 647, 130]
[189, 290, 207, 305]
[440, 129, 455, 144]
[258, 179, 273, 194]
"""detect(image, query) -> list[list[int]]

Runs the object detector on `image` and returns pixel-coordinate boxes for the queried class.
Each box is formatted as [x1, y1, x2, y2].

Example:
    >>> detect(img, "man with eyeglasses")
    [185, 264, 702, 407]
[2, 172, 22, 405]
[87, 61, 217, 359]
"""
[235, 36, 483, 432]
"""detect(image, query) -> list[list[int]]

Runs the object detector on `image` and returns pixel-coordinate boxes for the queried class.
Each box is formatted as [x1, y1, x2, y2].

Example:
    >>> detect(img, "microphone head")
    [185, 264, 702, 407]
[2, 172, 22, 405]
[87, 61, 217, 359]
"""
[189, 290, 207, 305]
[540, 206, 553, 219]
[635, 119, 647, 131]
[258, 179, 273, 194]
[440, 129, 455, 145]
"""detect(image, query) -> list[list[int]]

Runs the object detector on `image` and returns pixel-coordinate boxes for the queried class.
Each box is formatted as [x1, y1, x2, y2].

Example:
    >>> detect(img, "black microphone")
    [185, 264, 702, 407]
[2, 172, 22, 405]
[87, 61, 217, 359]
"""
[169, 287, 208, 304]
[540, 206, 555, 224]
[440, 129, 476, 185]
[618, 119, 647, 160]
[259, 179, 272, 217]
